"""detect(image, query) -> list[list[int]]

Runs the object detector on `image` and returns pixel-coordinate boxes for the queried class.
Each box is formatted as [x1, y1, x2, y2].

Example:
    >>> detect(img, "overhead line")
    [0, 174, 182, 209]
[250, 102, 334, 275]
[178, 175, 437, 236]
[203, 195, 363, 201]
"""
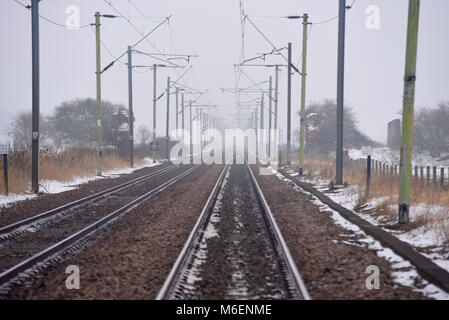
[12, 0, 92, 29]
[245, 15, 300, 74]
[128, 0, 160, 24]
[101, 15, 171, 73]
[103, 0, 164, 54]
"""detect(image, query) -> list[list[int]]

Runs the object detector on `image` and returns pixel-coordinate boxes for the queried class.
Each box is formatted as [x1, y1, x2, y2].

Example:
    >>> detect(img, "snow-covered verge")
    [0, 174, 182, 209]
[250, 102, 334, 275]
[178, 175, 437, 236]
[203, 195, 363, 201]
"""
[276, 166, 449, 300]
[0, 158, 161, 208]
[348, 147, 449, 167]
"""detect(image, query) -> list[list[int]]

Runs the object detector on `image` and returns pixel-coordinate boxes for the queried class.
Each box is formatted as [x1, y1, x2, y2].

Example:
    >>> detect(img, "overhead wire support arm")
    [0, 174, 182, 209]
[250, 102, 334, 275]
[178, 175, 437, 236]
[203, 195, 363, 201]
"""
[171, 65, 193, 87]
[132, 49, 180, 67]
[100, 15, 172, 73]
[244, 15, 301, 75]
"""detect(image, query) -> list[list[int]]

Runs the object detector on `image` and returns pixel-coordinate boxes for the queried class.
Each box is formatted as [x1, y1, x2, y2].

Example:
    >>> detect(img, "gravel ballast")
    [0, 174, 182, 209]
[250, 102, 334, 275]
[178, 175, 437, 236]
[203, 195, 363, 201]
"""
[168, 165, 300, 299]
[0, 162, 172, 228]
[253, 166, 427, 300]
[1, 164, 222, 299]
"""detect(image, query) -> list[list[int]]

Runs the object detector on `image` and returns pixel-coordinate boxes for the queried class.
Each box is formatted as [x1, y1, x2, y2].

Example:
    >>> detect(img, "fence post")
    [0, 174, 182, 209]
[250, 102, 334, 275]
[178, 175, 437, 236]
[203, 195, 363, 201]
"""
[426, 166, 430, 184]
[440, 167, 444, 187]
[3, 154, 7, 195]
[433, 166, 437, 184]
[420, 166, 424, 181]
[366, 155, 371, 196]
[414, 165, 418, 179]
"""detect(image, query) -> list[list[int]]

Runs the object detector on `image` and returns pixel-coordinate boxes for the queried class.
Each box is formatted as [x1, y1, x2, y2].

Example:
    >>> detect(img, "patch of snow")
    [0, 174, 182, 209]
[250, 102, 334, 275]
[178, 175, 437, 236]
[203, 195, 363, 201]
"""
[348, 147, 449, 169]
[0, 193, 37, 208]
[272, 168, 449, 300]
[0, 157, 161, 209]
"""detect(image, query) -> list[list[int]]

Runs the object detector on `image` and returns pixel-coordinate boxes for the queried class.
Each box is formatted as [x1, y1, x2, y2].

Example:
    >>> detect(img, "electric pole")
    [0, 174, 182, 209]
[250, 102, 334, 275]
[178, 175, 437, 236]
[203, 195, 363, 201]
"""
[127, 46, 134, 168]
[299, 13, 309, 176]
[182, 93, 185, 156]
[274, 65, 279, 134]
[260, 93, 264, 159]
[31, 0, 40, 194]
[189, 100, 193, 164]
[152, 64, 157, 163]
[398, 0, 420, 224]
[287, 42, 292, 165]
[200, 109, 203, 164]
[175, 87, 179, 140]
[165, 76, 170, 160]
[268, 76, 272, 158]
[95, 12, 103, 176]
[255, 109, 259, 162]
[196, 106, 199, 162]
[336, 0, 346, 185]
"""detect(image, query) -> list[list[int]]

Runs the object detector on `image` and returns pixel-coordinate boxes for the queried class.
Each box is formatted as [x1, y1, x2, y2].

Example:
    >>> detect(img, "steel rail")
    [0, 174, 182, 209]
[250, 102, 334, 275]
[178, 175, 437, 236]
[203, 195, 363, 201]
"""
[0, 164, 200, 286]
[157, 163, 310, 300]
[246, 162, 311, 300]
[156, 164, 229, 300]
[0, 163, 179, 237]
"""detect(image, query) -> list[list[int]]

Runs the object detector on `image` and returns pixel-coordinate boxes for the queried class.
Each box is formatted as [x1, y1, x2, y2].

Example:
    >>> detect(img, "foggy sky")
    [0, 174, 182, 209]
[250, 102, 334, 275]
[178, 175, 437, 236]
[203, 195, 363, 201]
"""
[1, 0, 448, 144]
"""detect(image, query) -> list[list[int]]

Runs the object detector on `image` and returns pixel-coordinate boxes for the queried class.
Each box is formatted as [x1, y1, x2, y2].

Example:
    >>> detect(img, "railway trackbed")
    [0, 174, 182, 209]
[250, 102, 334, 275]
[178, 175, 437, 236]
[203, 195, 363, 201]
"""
[157, 163, 310, 300]
[0, 163, 200, 289]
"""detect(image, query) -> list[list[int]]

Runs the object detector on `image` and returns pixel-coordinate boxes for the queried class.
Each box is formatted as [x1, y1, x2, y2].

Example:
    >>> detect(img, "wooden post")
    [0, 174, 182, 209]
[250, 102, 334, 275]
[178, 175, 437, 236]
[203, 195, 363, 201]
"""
[433, 166, 437, 184]
[440, 167, 444, 187]
[426, 166, 430, 184]
[3, 154, 8, 195]
[420, 166, 424, 181]
[366, 155, 371, 196]
[414, 165, 418, 179]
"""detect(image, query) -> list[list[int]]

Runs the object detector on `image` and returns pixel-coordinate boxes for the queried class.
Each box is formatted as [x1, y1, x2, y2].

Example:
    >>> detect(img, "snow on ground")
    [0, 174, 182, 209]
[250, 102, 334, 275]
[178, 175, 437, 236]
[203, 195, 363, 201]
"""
[0, 158, 162, 208]
[300, 171, 449, 272]
[348, 147, 449, 167]
[275, 166, 449, 299]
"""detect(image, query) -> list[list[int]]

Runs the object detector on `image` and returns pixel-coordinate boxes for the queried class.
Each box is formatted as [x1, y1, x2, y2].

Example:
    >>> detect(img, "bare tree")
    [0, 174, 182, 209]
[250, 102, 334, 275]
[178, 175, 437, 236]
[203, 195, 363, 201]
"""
[137, 125, 151, 146]
[10, 111, 49, 149]
[48, 98, 128, 149]
[301, 99, 373, 154]
[414, 102, 449, 156]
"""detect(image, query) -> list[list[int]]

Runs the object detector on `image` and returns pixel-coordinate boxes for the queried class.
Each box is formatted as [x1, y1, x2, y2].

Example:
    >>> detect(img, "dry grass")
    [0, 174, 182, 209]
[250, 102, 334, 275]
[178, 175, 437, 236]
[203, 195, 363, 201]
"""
[0, 148, 144, 195]
[289, 155, 449, 243]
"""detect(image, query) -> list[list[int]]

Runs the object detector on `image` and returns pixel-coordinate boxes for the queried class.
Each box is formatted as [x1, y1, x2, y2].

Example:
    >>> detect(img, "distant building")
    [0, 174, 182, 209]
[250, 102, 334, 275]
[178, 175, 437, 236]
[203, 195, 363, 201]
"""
[387, 119, 401, 149]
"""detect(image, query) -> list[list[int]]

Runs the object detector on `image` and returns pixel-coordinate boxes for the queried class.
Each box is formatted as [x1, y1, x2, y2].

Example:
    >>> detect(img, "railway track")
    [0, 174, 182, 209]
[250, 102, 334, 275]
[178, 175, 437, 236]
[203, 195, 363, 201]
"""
[157, 163, 310, 300]
[0, 163, 179, 239]
[0, 163, 200, 288]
